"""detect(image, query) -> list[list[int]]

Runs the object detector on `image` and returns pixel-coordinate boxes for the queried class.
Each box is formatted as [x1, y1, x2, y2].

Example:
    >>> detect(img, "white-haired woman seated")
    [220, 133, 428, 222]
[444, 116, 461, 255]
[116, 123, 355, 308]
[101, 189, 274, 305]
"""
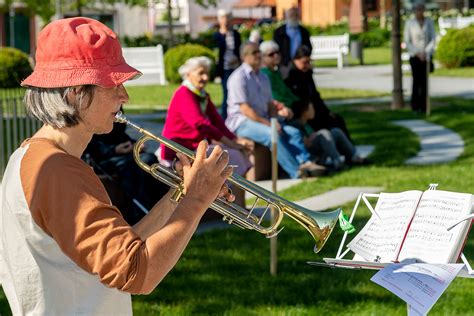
[160, 56, 252, 206]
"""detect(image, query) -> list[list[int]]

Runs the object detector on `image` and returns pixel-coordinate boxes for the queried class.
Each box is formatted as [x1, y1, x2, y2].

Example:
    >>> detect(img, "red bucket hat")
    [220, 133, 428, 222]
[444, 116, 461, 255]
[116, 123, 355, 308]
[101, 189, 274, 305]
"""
[21, 17, 141, 88]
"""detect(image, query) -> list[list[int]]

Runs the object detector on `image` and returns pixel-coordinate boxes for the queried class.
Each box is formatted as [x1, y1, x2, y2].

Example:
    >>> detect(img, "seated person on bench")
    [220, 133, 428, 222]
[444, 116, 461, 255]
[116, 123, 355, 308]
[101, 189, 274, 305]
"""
[160, 56, 252, 207]
[225, 42, 326, 179]
[84, 113, 168, 224]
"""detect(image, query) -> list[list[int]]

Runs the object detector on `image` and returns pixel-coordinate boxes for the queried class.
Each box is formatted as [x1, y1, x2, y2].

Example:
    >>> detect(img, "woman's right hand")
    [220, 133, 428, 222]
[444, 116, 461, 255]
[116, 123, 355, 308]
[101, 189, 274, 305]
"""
[176, 141, 234, 208]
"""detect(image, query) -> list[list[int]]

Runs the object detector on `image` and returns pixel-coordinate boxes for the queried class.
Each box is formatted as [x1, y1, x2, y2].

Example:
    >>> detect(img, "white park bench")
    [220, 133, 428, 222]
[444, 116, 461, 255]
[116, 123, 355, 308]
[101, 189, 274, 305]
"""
[310, 33, 350, 69]
[122, 45, 166, 85]
[439, 16, 474, 36]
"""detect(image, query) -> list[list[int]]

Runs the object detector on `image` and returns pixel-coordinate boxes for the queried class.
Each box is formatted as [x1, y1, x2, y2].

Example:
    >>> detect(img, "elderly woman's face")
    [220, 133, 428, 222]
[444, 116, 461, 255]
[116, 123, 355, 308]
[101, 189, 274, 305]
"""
[263, 50, 281, 68]
[81, 84, 129, 134]
[187, 66, 209, 90]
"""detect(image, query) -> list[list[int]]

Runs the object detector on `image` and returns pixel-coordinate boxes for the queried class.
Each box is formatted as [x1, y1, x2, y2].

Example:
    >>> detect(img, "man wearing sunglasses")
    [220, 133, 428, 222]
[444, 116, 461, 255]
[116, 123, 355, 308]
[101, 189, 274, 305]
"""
[225, 42, 326, 179]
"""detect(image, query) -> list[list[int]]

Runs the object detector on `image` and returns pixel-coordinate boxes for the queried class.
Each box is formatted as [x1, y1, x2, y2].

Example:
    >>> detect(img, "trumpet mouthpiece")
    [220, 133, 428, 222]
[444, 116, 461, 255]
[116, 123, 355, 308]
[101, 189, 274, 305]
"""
[115, 111, 127, 123]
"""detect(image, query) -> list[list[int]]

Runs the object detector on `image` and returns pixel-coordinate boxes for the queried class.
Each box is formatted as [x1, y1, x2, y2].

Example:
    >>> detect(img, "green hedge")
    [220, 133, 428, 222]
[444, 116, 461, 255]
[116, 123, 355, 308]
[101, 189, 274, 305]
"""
[0, 47, 32, 88]
[351, 28, 391, 48]
[163, 44, 216, 83]
[437, 26, 474, 68]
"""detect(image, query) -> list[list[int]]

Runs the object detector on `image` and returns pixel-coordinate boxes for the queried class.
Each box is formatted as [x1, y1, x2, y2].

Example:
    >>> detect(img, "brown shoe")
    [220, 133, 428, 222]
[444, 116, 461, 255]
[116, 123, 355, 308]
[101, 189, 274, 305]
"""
[298, 161, 327, 178]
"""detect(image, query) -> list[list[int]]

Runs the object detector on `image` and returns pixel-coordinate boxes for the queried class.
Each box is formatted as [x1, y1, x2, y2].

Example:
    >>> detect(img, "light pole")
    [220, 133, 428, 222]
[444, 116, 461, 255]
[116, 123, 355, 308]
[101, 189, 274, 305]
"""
[9, 5, 15, 47]
[55, 0, 63, 21]
[391, 0, 404, 109]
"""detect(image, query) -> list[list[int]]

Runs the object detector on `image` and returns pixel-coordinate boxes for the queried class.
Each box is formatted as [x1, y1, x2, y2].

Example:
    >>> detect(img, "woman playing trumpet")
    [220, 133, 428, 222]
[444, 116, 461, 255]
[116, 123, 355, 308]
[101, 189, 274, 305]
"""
[0, 17, 234, 315]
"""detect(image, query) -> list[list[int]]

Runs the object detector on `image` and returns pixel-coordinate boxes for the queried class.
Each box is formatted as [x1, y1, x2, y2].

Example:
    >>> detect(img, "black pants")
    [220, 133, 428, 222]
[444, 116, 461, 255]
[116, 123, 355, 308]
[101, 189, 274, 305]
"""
[308, 112, 353, 144]
[409, 56, 428, 113]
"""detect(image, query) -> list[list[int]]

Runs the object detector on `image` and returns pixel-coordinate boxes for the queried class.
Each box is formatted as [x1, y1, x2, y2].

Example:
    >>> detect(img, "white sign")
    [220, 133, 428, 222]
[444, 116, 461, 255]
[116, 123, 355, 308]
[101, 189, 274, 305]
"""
[371, 261, 464, 315]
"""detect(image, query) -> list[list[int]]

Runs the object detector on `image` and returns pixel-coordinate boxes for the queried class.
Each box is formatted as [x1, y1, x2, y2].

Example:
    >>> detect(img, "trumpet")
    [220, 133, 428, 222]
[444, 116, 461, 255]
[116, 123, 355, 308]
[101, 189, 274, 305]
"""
[115, 112, 341, 253]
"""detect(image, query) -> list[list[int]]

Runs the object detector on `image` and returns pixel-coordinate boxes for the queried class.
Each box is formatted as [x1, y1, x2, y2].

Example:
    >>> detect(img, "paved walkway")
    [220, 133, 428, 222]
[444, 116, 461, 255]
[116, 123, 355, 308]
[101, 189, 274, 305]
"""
[314, 64, 474, 98]
[393, 119, 464, 164]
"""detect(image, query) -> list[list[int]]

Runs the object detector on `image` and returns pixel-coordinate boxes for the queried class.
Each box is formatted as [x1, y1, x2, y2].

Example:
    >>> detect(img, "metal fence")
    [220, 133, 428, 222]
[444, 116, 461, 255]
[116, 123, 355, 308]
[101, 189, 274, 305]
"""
[0, 88, 41, 177]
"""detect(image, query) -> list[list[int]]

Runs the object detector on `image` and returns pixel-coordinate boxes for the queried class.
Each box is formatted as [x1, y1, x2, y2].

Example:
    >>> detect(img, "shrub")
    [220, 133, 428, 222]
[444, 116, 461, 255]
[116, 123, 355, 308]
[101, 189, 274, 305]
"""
[0, 47, 32, 88]
[121, 33, 191, 51]
[351, 28, 391, 48]
[164, 44, 216, 83]
[436, 26, 474, 68]
[191, 29, 217, 49]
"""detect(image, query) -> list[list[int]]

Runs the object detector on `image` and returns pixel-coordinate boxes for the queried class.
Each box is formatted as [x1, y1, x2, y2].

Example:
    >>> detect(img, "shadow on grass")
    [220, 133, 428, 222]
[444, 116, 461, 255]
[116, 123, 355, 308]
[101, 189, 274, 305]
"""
[2, 98, 474, 315]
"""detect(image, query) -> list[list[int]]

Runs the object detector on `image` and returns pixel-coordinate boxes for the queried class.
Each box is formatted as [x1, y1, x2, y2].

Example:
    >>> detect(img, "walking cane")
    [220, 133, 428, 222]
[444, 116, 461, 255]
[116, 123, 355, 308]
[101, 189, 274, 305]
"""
[426, 54, 431, 117]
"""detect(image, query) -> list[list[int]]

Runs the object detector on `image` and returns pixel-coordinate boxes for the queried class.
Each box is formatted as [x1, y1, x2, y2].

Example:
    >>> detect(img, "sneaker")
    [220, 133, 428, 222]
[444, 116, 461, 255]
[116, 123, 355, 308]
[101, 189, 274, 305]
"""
[348, 155, 371, 166]
[298, 161, 327, 178]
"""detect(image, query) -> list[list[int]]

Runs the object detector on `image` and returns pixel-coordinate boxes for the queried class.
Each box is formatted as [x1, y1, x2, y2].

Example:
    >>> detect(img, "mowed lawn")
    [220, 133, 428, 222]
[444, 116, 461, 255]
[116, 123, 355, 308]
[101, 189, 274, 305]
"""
[1, 97, 474, 315]
[124, 83, 387, 111]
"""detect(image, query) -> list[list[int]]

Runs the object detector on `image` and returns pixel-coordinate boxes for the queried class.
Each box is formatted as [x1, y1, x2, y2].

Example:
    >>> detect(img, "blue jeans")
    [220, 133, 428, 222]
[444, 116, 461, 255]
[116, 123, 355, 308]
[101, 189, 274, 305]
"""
[235, 119, 311, 179]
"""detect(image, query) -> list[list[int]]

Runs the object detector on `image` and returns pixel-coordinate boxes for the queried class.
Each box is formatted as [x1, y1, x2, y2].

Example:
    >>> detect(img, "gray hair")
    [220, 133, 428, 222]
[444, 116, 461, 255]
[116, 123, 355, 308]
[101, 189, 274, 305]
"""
[240, 42, 259, 59]
[24, 85, 95, 129]
[178, 56, 212, 80]
[259, 40, 279, 55]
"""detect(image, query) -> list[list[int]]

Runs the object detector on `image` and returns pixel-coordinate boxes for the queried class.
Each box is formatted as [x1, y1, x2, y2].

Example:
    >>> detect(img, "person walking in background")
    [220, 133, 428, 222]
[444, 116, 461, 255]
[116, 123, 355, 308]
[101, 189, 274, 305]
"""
[225, 42, 326, 179]
[160, 56, 252, 207]
[273, 7, 312, 70]
[214, 9, 241, 120]
[404, 1, 436, 113]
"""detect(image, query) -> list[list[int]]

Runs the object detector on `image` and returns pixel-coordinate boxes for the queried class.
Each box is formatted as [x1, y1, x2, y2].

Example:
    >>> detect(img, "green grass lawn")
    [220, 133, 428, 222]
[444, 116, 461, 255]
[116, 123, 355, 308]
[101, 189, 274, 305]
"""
[124, 83, 387, 112]
[432, 67, 474, 78]
[2, 97, 473, 315]
[314, 46, 392, 67]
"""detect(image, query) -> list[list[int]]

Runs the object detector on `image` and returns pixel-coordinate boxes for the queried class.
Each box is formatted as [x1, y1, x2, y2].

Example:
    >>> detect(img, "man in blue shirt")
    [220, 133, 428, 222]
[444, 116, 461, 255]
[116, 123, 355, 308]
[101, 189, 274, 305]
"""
[273, 7, 312, 68]
[225, 42, 325, 179]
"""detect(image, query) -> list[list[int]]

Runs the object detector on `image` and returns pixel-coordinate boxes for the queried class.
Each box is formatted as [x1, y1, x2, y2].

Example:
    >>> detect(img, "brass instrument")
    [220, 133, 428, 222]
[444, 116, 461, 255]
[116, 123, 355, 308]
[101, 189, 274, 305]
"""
[115, 112, 341, 253]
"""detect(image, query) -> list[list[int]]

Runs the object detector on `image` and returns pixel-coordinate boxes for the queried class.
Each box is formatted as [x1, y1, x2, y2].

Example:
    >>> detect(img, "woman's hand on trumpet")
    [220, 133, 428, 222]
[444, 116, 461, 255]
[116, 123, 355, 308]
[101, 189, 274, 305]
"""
[175, 140, 235, 207]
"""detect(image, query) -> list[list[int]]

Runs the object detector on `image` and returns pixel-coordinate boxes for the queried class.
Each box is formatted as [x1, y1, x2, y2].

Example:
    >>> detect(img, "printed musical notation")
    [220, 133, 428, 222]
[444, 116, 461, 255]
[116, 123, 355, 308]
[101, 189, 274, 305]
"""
[347, 191, 422, 262]
[398, 190, 473, 263]
[347, 189, 473, 264]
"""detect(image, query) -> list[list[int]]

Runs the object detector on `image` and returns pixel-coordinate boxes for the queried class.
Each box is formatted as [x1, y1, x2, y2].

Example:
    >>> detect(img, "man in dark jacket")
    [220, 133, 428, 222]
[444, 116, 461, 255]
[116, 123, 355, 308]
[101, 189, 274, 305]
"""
[273, 7, 312, 68]
[213, 9, 241, 120]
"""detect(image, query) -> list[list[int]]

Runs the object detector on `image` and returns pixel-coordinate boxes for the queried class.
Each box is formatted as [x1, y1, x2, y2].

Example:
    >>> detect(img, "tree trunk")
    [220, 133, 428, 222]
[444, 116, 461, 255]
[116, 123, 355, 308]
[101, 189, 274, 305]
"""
[77, 0, 82, 17]
[391, 0, 404, 109]
[361, 0, 368, 32]
[380, 0, 386, 29]
[167, 0, 173, 47]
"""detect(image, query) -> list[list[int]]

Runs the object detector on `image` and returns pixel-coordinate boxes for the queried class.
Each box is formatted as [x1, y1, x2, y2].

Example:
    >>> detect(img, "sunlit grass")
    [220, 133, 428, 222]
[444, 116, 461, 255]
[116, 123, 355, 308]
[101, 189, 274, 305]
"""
[124, 83, 387, 113]
[2, 97, 474, 315]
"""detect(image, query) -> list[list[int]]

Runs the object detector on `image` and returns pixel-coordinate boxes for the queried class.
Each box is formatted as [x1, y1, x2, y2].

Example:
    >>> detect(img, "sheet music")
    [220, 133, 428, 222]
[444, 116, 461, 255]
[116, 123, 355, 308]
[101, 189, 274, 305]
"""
[371, 261, 464, 316]
[347, 191, 422, 262]
[398, 190, 473, 263]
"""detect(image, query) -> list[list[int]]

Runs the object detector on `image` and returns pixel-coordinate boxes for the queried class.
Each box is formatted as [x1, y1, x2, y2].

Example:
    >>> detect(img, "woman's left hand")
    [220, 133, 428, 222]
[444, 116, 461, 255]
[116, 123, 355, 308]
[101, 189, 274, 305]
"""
[174, 156, 235, 203]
